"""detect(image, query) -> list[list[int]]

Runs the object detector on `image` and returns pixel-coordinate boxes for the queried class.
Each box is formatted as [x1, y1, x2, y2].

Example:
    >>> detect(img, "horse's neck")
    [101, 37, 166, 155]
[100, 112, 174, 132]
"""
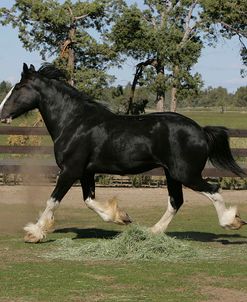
[38, 87, 113, 142]
[38, 89, 80, 141]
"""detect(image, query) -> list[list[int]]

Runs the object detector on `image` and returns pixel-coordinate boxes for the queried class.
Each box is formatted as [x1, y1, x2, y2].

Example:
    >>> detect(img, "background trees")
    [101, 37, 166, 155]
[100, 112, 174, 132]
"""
[233, 87, 247, 107]
[109, 0, 246, 112]
[0, 0, 246, 112]
[201, 0, 247, 75]
[0, 0, 123, 97]
[109, 1, 203, 112]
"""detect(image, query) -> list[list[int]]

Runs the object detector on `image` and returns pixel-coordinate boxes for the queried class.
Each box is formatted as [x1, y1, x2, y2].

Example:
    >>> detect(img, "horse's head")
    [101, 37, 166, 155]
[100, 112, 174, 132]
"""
[0, 63, 39, 124]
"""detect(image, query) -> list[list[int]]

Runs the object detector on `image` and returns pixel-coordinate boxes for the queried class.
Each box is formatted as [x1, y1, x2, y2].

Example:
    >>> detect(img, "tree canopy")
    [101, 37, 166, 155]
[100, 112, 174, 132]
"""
[109, 1, 204, 111]
[0, 0, 246, 111]
[0, 0, 124, 97]
[109, 0, 246, 111]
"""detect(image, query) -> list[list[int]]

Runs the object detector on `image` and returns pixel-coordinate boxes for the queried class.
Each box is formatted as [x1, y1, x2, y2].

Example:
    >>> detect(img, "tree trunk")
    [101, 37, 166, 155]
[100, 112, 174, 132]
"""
[156, 94, 164, 112]
[155, 62, 165, 112]
[127, 59, 156, 114]
[170, 65, 179, 112]
[126, 64, 141, 114]
[67, 26, 76, 86]
[170, 86, 177, 112]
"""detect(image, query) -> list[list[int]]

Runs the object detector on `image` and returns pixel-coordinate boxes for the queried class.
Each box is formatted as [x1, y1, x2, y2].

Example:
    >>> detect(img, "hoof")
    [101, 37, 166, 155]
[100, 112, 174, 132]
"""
[220, 207, 247, 230]
[108, 198, 133, 225]
[24, 232, 43, 243]
[115, 210, 133, 225]
[23, 223, 46, 243]
[121, 213, 132, 225]
[223, 214, 247, 230]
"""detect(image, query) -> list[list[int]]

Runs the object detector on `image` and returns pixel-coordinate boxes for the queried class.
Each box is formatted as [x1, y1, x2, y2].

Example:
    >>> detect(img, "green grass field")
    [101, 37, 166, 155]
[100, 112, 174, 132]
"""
[181, 110, 247, 129]
[1, 188, 247, 302]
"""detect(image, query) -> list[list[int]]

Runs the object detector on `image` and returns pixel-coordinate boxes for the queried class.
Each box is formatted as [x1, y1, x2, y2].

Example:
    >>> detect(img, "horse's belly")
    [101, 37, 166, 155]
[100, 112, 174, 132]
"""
[87, 132, 162, 174]
[86, 160, 159, 175]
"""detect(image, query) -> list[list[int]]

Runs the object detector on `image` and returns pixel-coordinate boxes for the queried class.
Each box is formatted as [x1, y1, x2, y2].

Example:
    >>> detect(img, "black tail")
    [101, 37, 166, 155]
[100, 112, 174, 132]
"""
[203, 126, 246, 178]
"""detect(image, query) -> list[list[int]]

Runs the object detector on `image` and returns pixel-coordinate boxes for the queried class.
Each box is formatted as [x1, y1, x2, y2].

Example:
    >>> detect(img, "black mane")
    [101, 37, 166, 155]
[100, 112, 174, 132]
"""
[37, 64, 99, 105]
[38, 64, 68, 81]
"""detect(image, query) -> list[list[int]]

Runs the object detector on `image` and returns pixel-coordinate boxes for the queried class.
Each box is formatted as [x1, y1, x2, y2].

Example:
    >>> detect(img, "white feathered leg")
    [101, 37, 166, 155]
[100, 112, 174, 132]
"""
[202, 192, 246, 230]
[150, 197, 176, 234]
[24, 198, 59, 243]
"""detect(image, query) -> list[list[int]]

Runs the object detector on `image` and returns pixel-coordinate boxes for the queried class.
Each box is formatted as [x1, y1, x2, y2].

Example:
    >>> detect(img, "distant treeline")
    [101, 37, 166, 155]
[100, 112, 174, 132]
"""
[0, 80, 246, 114]
[101, 84, 247, 113]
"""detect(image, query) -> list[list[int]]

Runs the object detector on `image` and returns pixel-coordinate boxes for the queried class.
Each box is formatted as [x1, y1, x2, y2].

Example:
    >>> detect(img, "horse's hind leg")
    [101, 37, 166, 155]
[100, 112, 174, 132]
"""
[151, 170, 183, 234]
[186, 177, 247, 230]
[24, 169, 75, 243]
[80, 173, 132, 225]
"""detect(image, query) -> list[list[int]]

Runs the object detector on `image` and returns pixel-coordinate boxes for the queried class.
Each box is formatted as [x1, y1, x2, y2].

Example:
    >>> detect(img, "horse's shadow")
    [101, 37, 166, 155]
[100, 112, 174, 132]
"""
[54, 227, 120, 240]
[167, 231, 247, 245]
[55, 227, 247, 245]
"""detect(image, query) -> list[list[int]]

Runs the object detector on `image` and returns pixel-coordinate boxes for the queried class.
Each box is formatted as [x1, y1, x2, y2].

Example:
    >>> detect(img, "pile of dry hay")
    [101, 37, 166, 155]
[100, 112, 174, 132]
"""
[44, 225, 206, 262]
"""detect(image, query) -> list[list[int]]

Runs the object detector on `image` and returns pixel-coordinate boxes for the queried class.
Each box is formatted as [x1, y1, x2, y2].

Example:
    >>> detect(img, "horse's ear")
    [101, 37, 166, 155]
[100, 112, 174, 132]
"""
[29, 64, 36, 72]
[23, 63, 29, 74]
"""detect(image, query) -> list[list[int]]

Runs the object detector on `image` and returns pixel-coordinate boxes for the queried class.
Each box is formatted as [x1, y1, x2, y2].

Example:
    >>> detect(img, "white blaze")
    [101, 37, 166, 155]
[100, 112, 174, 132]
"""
[0, 86, 14, 117]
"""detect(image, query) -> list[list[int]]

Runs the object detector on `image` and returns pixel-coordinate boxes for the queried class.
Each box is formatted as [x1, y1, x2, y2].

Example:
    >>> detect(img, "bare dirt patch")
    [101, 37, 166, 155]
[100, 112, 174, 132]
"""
[201, 286, 247, 302]
[1, 185, 246, 207]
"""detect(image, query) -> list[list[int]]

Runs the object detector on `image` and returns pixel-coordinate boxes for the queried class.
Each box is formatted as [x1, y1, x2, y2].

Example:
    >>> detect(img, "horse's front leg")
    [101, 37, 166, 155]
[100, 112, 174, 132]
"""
[24, 169, 76, 243]
[80, 173, 132, 225]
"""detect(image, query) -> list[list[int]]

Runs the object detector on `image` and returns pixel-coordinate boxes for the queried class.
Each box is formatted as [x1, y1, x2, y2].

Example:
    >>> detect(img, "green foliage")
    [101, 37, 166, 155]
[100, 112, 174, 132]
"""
[0, 0, 123, 98]
[101, 85, 129, 112]
[201, 0, 247, 69]
[101, 83, 156, 113]
[108, 1, 246, 111]
[180, 85, 247, 109]
[233, 86, 247, 107]
[110, 5, 151, 59]
[109, 1, 204, 110]
[0, 81, 12, 102]
[0, 0, 246, 105]
[74, 67, 114, 98]
[220, 177, 247, 190]
[0, 0, 105, 57]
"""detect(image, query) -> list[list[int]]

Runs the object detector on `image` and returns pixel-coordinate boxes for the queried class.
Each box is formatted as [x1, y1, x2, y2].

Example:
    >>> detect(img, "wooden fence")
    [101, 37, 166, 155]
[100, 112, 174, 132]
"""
[0, 126, 246, 185]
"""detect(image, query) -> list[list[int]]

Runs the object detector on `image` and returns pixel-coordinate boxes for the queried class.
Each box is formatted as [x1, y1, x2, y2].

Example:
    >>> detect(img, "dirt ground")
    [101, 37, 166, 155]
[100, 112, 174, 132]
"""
[1, 185, 247, 207]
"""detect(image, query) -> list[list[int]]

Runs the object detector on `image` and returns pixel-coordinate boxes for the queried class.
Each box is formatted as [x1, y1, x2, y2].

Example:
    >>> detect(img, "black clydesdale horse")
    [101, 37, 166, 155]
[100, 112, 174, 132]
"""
[0, 64, 246, 243]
